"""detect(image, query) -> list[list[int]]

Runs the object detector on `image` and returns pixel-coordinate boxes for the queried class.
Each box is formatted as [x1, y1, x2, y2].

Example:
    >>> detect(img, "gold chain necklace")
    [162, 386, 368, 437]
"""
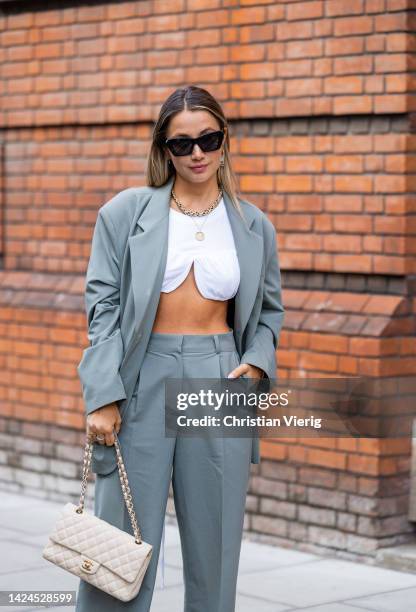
[171, 189, 223, 241]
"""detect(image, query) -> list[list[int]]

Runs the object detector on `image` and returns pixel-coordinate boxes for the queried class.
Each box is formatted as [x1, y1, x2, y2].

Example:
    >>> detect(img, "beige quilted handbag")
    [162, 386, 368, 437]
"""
[42, 429, 153, 602]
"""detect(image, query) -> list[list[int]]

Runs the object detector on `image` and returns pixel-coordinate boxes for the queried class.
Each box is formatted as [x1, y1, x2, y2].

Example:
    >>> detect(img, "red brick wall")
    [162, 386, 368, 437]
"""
[0, 0, 415, 559]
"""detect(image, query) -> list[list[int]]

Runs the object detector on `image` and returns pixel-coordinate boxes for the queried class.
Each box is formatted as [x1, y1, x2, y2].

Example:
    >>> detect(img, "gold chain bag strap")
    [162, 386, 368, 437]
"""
[42, 428, 153, 602]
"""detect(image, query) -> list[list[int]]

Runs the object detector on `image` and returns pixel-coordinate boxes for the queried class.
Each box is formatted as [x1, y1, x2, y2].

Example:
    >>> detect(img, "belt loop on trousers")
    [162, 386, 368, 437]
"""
[213, 334, 221, 353]
[179, 334, 185, 352]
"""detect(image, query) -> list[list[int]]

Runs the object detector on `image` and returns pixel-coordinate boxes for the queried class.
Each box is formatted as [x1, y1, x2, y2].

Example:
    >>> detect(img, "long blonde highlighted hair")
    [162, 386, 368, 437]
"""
[146, 85, 245, 221]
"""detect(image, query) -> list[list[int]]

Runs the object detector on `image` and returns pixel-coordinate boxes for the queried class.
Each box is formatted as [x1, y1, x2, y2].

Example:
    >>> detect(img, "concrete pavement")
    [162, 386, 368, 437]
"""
[1, 490, 416, 611]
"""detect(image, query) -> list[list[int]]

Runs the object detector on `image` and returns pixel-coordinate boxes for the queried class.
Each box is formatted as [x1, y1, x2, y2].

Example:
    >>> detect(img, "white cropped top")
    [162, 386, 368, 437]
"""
[161, 196, 240, 300]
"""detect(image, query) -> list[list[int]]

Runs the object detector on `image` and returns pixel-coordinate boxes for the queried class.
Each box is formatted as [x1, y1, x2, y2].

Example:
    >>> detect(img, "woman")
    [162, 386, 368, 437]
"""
[75, 85, 284, 612]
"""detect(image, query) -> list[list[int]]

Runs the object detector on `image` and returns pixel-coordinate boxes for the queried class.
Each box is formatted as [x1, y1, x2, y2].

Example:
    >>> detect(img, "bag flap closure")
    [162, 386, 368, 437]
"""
[79, 553, 101, 575]
[49, 503, 152, 583]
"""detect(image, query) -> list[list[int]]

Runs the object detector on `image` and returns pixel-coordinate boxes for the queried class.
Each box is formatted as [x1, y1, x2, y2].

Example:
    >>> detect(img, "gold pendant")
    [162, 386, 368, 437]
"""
[195, 231, 205, 241]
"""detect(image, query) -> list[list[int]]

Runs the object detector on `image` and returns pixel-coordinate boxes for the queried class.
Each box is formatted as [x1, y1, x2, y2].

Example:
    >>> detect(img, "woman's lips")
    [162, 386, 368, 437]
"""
[190, 164, 207, 173]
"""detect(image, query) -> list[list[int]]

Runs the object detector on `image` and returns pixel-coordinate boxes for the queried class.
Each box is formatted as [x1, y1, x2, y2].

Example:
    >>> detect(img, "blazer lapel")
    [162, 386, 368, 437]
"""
[127, 175, 263, 352]
[127, 179, 171, 339]
[222, 190, 263, 352]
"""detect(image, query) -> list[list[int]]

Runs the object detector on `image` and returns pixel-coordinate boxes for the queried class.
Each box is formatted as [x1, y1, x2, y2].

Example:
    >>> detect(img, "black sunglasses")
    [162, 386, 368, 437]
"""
[165, 129, 225, 156]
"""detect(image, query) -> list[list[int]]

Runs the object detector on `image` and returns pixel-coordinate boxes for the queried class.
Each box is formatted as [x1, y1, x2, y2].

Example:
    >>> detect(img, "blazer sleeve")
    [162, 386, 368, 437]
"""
[240, 218, 285, 380]
[77, 207, 127, 416]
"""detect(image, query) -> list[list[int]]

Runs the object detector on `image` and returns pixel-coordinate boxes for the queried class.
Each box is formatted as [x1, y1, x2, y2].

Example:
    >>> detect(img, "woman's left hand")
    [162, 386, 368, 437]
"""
[228, 362, 265, 380]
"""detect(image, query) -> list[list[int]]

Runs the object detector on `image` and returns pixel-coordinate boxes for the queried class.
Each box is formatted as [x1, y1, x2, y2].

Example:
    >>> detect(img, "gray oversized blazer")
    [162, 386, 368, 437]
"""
[77, 175, 285, 467]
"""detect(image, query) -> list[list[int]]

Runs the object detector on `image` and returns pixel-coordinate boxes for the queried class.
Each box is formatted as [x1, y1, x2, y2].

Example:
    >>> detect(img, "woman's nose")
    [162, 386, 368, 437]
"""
[191, 143, 204, 157]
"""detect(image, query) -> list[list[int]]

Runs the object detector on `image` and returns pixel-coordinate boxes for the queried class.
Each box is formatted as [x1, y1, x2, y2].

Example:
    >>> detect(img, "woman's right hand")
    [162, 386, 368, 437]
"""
[86, 402, 122, 446]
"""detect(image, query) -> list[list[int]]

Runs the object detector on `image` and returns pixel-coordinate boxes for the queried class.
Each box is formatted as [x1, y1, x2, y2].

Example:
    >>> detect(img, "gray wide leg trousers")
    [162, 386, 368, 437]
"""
[75, 330, 252, 612]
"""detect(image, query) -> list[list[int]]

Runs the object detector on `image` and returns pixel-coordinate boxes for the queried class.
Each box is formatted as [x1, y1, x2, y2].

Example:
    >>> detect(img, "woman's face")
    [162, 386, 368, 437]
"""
[164, 109, 225, 186]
